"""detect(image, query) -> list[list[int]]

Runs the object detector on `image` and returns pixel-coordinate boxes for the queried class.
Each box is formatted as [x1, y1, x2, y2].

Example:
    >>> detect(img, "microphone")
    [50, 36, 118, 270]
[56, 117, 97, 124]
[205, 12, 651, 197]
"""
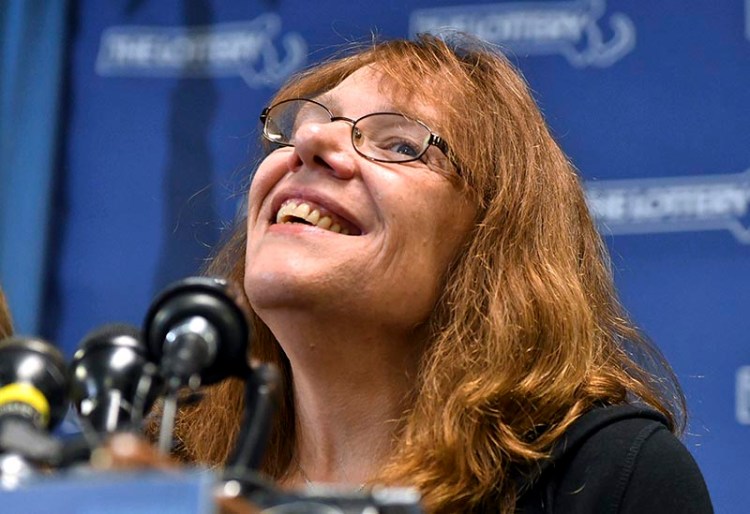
[0, 337, 68, 433]
[69, 324, 159, 434]
[0, 337, 68, 483]
[143, 276, 251, 388]
[143, 277, 251, 452]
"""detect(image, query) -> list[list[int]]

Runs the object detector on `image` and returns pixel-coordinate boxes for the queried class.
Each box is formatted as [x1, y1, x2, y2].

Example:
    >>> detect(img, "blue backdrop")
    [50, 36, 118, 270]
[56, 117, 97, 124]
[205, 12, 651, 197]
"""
[1, 1, 748, 511]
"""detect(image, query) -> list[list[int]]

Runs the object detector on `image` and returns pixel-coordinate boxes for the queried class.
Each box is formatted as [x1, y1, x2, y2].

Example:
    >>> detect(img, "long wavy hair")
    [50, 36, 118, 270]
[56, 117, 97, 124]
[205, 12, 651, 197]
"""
[167, 34, 685, 513]
[0, 288, 13, 339]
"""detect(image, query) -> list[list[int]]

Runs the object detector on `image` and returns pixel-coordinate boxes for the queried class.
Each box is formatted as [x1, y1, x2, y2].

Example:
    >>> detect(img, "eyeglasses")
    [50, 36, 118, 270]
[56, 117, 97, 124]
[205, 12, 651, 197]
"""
[259, 98, 454, 167]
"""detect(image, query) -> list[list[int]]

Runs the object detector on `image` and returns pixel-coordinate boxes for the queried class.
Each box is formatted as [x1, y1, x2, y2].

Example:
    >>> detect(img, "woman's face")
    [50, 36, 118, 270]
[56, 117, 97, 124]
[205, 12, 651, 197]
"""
[244, 66, 475, 333]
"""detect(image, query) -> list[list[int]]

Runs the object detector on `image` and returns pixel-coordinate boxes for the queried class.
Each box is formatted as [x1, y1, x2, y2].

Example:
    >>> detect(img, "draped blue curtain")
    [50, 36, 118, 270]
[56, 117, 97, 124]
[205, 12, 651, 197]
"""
[0, 0, 69, 334]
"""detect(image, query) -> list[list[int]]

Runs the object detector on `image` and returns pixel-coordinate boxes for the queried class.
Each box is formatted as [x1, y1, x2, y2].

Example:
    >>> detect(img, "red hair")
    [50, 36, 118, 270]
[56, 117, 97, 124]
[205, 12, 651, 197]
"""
[0, 288, 13, 339]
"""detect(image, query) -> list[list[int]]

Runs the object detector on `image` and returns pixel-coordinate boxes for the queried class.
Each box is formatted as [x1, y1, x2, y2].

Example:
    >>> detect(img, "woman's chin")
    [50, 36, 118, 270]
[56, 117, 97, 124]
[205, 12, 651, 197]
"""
[244, 267, 341, 313]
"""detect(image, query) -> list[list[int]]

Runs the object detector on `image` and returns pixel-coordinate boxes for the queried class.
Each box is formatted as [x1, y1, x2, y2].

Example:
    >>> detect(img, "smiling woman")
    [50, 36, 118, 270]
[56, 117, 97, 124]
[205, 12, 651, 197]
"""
[165, 34, 713, 513]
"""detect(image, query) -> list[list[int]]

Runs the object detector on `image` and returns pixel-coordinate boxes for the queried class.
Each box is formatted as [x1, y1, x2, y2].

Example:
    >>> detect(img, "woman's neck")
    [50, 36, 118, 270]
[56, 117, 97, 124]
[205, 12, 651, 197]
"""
[291, 371, 407, 487]
[263, 310, 423, 488]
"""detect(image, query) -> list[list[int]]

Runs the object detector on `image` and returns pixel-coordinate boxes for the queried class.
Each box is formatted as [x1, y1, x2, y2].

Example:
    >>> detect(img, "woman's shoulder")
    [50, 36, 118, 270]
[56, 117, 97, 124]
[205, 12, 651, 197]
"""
[517, 404, 713, 514]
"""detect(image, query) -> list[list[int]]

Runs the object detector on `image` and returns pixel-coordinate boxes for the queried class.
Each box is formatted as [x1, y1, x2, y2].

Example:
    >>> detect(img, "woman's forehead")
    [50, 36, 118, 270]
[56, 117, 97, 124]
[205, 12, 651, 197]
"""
[311, 65, 447, 126]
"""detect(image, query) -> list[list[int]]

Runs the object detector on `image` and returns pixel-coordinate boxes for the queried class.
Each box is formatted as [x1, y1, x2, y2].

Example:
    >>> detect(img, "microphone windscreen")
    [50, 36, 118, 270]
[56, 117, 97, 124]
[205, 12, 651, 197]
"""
[0, 337, 68, 430]
[70, 323, 156, 433]
[143, 276, 251, 384]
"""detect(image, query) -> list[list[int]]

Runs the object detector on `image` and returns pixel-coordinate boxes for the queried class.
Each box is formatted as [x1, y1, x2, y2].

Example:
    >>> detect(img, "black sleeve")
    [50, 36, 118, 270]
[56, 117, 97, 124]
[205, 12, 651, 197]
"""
[617, 426, 714, 514]
[552, 417, 713, 514]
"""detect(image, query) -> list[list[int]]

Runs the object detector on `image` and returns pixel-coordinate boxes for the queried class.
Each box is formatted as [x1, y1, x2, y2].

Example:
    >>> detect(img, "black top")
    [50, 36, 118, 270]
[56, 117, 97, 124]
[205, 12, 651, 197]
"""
[514, 404, 713, 513]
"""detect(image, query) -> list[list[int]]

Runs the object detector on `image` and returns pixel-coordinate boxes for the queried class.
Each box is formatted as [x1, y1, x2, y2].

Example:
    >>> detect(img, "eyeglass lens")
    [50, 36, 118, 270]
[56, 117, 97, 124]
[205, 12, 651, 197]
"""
[263, 99, 433, 163]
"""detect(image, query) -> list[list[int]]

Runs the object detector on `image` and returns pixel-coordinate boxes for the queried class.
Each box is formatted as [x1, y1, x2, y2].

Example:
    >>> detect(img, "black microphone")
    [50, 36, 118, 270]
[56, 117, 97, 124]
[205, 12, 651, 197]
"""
[143, 276, 251, 388]
[0, 337, 68, 433]
[143, 277, 251, 452]
[0, 337, 68, 477]
[69, 323, 159, 434]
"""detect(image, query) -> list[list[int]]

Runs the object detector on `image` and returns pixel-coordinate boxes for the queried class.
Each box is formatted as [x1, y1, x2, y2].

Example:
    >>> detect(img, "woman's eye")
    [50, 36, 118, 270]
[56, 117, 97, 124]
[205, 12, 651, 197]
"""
[387, 140, 420, 157]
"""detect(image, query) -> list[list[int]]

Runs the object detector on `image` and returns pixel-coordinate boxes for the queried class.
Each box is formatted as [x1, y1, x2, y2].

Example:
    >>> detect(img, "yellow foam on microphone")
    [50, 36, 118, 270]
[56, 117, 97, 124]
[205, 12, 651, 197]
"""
[0, 383, 50, 428]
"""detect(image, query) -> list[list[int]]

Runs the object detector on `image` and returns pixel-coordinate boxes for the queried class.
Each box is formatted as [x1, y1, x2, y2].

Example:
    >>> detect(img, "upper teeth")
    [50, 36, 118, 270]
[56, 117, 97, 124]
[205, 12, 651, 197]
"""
[275, 200, 349, 235]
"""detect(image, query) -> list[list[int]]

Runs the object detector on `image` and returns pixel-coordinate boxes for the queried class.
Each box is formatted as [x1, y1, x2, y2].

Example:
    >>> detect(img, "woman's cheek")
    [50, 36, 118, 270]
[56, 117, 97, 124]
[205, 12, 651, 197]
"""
[248, 155, 288, 221]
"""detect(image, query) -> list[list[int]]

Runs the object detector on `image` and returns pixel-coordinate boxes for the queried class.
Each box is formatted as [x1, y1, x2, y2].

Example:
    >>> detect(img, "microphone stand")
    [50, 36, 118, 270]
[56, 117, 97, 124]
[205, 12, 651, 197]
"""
[220, 363, 285, 506]
[157, 376, 185, 455]
[225, 363, 280, 474]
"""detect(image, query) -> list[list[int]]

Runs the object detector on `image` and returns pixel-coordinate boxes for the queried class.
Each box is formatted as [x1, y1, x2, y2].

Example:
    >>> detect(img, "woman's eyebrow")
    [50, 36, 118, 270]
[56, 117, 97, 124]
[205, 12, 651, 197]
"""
[311, 92, 404, 117]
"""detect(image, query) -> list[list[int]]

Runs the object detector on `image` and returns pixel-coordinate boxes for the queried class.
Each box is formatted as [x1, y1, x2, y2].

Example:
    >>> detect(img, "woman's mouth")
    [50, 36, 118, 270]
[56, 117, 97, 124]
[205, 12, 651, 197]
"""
[274, 199, 362, 236]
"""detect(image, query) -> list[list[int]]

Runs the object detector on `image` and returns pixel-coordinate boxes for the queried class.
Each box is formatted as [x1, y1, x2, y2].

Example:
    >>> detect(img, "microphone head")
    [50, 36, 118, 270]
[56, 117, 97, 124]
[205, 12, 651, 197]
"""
[0, 337, 69, 430]
[143, 276, 251, 385]
[69, 323, 157, 433]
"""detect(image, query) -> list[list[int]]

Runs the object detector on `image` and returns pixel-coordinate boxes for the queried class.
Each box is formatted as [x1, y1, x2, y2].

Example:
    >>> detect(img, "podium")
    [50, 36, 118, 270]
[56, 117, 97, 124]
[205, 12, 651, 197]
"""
[1, 469, 216, 514]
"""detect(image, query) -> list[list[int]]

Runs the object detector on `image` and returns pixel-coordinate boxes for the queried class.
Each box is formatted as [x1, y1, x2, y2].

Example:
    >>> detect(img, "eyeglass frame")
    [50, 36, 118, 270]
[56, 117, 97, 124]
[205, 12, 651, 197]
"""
[259, 97, 459, 174]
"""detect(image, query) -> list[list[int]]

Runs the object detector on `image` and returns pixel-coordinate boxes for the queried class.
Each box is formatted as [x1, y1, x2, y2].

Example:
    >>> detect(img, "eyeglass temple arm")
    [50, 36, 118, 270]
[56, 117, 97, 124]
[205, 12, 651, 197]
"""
[430, 135, 461, 176]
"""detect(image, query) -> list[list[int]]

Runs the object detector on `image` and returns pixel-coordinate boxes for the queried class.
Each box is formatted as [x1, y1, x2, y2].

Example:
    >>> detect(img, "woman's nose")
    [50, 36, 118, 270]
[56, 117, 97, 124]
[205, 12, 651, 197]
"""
[286, 121, 357, 180]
